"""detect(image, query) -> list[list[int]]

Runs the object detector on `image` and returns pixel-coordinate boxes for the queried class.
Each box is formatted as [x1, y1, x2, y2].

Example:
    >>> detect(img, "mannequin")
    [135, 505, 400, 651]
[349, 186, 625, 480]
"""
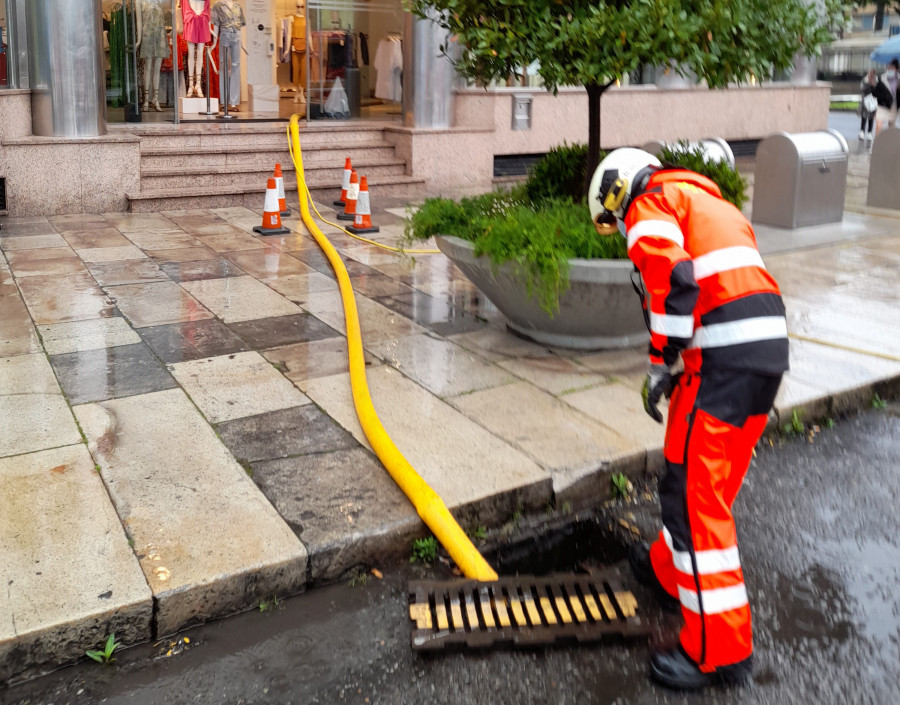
[136, 0, 170, 111]
[288, 0, 307, 112]
[180, 0, 211, 98]
[210, 0, 246, 111]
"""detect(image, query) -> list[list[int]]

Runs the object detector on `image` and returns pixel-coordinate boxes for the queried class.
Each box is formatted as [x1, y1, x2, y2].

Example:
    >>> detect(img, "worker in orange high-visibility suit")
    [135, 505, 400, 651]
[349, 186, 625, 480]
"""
[588, 148, 789, 691]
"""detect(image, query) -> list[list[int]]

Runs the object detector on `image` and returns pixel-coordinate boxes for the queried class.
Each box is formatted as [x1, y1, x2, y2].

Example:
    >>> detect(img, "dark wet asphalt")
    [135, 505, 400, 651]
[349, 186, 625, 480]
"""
[3, 407, 899, 705]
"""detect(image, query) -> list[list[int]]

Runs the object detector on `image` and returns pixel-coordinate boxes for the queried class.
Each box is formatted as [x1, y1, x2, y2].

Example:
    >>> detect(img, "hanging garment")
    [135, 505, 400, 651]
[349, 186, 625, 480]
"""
[210, 0, 245, 32]
[359, 32, 369, 66]
[138, 0, 169, 59]
[281, 18, 291, 63]
[374, 37, 402, 101]
[624, 169, 789, 671]
[182, 0, 211, 44]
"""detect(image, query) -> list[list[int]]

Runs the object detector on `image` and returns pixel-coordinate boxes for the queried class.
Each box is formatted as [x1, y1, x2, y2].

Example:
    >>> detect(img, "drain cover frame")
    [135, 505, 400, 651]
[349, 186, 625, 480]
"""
[408, 570, 650, 651]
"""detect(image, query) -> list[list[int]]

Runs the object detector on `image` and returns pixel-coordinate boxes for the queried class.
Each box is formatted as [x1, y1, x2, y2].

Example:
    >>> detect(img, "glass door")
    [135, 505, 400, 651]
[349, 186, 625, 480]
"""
[104, 0, 179, 124]
[306, 0, 405, 121]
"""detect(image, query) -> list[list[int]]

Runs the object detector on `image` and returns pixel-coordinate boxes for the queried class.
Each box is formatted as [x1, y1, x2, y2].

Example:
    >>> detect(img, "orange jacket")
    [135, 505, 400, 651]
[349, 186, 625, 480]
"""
[624, 169, 789, 374]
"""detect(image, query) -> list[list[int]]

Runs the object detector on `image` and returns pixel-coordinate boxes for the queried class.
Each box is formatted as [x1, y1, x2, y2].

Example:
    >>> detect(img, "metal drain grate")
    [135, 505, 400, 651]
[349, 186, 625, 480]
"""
[408, 571, 650, 650]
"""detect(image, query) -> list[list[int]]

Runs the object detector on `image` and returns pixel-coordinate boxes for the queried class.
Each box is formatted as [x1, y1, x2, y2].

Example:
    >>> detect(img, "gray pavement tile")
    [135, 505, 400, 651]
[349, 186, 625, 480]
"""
[262, 337, 380, 391]
[0, 295, 42, 358]
[137, 319, 250, 364]
[105, 280, 214, 328]
[347, 271, 415, 298]
[85, 258, 170, 287]
[75, 389, 308, 636]
[59, 228, 131, 250]
[226, 313, 340, 350]
[0, 444, 152, 683]
[374, 291, 489, 336]
[251, 448, 420, 582]
[0, 393, 81, 458]
[18, 271, 117, 325]
[160, 258, 246, 282]
[217, 405, 360, 464]
[38, 318, 142, 356]
[50, 342, 177, 405]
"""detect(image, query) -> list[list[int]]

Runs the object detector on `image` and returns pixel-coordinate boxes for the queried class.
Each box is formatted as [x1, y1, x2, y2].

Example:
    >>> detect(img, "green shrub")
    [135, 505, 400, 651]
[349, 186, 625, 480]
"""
[403, 186, 626, 314]
[657, 141, 748, 211]
[525, 143, 595, 204]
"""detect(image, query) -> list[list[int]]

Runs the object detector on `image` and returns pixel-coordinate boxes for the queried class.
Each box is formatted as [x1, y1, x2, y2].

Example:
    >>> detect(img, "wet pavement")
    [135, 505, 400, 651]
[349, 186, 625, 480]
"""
[2, 159, 900, 682]
[2, 407, 898, 705]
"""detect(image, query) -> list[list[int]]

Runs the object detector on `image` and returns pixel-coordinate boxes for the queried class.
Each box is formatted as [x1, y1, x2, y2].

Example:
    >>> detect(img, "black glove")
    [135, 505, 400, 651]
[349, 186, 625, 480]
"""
[641, 364, 675, 424]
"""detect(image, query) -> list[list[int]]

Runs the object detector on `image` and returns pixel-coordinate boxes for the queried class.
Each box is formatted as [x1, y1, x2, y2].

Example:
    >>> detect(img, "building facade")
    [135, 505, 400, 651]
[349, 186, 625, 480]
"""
[0, 0, 831, 217]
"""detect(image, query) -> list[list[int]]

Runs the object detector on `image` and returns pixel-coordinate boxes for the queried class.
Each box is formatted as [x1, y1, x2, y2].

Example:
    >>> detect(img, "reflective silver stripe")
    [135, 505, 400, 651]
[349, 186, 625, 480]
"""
[678, 584, 749, 615]
[627, 220, 685, 251]
[690, 316, 787, 349]
[692, 246, 766, 281]
[663, 529, 742, 576]
[650, 312, 695, 339]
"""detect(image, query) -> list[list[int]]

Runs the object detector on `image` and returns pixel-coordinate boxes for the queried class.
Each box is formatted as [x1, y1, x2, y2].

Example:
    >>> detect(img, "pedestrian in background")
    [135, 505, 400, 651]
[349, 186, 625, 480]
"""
[874, 58, 899, 137]
[859, 68, 878, 149]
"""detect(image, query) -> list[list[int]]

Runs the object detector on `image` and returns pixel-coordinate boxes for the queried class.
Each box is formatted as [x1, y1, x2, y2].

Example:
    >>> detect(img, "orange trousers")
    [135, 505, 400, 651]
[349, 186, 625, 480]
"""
[650, 368, 782, 671]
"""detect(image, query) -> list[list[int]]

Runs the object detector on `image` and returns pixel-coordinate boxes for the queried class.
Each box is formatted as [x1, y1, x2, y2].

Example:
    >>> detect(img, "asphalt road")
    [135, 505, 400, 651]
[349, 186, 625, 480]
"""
[3, 406, 899, 705]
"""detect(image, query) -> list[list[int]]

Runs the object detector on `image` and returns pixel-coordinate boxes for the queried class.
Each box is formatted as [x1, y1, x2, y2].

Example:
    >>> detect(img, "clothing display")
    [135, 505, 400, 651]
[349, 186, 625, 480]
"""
[291, 14, 307, 88]
[625, 168, 789, 672]
[217, 28, 241, 106]
[182, 0, 211, 45]
[139, 0, 169, 60]
[210, 0, 246, 32]
[374, 36, 402, 102]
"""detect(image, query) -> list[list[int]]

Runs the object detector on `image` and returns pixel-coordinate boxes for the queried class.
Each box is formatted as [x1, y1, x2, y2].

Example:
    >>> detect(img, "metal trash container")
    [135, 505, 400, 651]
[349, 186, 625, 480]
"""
[640, 138, 735, 169]
[867, 129, 900, 210]
[751, 130, 848, 229]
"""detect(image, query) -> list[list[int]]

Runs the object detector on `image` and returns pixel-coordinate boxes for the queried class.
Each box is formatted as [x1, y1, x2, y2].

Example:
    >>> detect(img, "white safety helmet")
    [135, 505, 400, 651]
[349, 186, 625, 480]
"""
[589, 148, 662, 236]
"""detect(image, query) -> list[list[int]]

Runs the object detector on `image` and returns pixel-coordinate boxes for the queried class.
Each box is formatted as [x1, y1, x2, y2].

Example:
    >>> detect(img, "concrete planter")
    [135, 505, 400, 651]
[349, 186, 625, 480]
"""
[436, 235, 649, 350]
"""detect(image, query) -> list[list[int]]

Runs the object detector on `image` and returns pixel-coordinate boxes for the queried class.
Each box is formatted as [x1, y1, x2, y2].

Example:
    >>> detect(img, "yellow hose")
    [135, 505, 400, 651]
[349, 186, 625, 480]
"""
[287, 116, 498, 582]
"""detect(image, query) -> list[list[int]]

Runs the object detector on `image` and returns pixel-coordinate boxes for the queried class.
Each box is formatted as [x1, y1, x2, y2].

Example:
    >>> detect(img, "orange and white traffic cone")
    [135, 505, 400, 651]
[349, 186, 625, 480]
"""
[253, 178, 290, 235]
[334, 157, 353, 207]
[337, 170, 359, 222]
[348, 176, 380, 234]
[273, 163, 291, 218]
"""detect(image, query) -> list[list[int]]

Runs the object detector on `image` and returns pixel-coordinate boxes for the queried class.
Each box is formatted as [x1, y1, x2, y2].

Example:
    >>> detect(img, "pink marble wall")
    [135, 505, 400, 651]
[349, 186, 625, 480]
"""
[407, 83, 832, 194]
[2, 136, 141, 216]
[0, 90, 33, 141]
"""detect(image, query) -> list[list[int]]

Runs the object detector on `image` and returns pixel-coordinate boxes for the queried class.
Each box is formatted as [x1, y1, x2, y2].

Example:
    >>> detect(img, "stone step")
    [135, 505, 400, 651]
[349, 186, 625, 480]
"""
[130, 124, 391, 151]
[140, 159, 408, 190]
[140, 142, 397, 169]
[127, 175, 426, 212]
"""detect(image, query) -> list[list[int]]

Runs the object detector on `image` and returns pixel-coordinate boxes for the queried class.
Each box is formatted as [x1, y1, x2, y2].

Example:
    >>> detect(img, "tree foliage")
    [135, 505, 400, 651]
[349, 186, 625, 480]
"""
[410, 0, 851, 91]
[409, 0, 853, 191]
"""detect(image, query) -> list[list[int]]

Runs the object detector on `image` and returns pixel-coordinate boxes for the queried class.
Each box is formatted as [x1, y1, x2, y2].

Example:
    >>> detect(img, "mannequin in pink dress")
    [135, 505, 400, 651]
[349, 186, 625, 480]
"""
[181, 0, 212, 98]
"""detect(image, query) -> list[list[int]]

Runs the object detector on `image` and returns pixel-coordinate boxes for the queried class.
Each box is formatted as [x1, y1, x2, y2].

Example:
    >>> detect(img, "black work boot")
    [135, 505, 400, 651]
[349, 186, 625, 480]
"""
[628, 542, 680, 614]
[650, 646, 753, 690]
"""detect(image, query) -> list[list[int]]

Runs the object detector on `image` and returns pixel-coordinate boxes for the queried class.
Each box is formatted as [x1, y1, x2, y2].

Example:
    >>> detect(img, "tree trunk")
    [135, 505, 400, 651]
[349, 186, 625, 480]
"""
[875, 1, 886, 32]
[584, 82, 604, 198]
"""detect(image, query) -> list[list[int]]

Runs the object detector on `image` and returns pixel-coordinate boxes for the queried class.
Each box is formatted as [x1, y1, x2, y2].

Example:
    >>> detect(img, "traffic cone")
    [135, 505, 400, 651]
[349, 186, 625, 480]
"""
[253, 178, 290, 235]
[334, 157, 353, 207]
[337, 170, 359, 222]
[273, 163, 291, 218]
[348, 176, 380, 234]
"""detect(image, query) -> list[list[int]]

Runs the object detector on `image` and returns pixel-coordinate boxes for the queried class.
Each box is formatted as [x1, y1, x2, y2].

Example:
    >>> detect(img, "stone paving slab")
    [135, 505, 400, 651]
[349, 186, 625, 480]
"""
[3, 201, 900, 683]
[0, 444, 152, 683]
[303, 365, 553, 522]
[74, 389, 308, 636]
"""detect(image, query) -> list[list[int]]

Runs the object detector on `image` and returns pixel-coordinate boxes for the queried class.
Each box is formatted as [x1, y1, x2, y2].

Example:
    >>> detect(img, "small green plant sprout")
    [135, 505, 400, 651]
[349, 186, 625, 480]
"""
[560, 501, 573, 516]
[258, 596, 281, 612]
[466, 525, 487, 543]
[410, 536, 439, 564]
[611, 473, 633, 499]
[823, 417, 835, 429]
[348, 568, 369, 588]
[782, 409, 805, 436]
[872, 394, 887, 410]
[85, 633, 120, 664]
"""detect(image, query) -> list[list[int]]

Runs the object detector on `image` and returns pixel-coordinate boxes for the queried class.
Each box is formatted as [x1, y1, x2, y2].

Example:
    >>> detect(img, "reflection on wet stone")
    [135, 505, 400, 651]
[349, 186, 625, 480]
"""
[137, 319, 249, 364]
[772, 567, 855, 645]
[374, 292, 487, 336]
[216, 406, 359, 464]
[160, 258, 246, 283]
[50, 342, 178, 405]
[226, 313, 340, 350]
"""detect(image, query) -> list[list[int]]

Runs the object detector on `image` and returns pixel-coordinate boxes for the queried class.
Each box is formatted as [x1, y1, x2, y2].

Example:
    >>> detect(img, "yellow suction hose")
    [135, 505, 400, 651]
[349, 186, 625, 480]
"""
[287, 116, 498, 582]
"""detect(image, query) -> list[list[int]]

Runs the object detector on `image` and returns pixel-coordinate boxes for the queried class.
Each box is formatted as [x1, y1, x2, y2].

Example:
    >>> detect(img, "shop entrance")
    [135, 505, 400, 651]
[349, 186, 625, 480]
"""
[102, 0, 407, 124]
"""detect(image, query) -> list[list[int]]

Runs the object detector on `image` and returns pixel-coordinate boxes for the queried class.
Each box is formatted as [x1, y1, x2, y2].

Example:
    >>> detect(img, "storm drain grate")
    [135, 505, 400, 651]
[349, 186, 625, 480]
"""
[408, 571, 650, 651]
